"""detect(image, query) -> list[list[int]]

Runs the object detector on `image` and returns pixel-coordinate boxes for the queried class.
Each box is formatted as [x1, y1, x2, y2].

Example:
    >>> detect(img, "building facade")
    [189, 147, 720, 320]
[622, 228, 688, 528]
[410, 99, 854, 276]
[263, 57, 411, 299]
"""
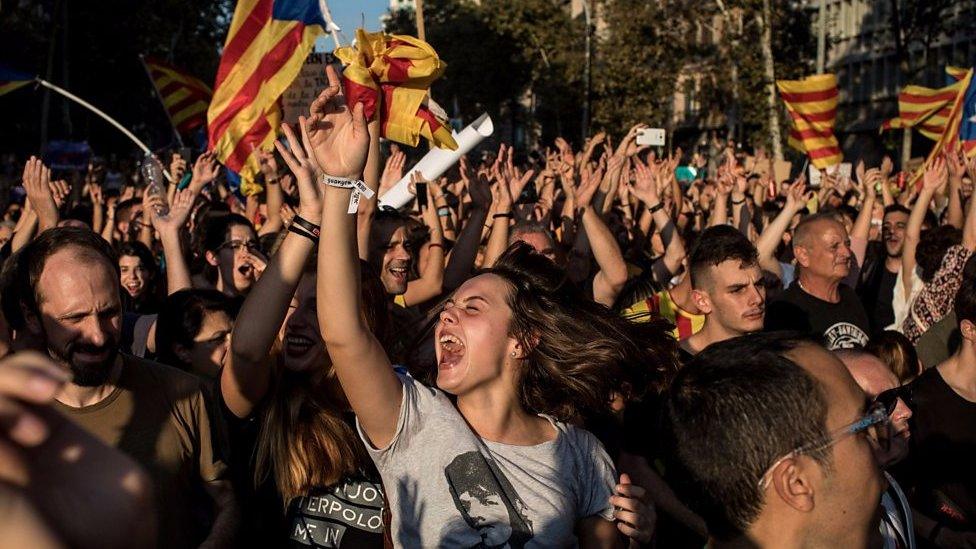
[815, 0, 976, 139]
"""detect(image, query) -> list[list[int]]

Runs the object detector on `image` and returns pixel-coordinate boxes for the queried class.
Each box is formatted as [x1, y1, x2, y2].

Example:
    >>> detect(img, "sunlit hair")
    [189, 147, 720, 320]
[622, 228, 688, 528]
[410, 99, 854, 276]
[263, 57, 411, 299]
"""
[254, 257, 390, 502]
[866, 331, 921, 384]
[482, 242, 677, 423]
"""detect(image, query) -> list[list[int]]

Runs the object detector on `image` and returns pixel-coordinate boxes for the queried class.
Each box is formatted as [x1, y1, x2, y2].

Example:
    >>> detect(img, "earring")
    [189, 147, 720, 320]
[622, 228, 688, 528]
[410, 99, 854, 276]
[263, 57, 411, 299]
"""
[510, 351, 517, 358]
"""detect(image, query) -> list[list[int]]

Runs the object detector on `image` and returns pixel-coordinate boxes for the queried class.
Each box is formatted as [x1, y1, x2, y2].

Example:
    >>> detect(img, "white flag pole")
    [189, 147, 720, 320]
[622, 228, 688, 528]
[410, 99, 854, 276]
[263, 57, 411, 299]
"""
[379, 114, 494, 209]
[35, 78, 173, 181]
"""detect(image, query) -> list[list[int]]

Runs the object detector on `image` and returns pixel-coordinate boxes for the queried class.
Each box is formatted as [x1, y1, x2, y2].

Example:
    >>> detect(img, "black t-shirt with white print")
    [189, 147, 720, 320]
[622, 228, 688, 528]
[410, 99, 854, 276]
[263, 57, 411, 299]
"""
[764, 282, 870, 349]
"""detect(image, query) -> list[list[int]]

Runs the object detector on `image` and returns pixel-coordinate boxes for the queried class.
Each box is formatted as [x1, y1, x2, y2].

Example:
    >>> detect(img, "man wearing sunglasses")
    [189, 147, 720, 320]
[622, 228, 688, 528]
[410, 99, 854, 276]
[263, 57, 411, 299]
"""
[662, 332, 885, 548]
[837, 349, 916, 549]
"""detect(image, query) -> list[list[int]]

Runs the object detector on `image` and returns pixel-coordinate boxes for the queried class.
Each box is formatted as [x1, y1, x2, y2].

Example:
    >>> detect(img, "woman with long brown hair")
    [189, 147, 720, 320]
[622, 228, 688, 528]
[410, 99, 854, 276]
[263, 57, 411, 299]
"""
[311, 64, 669, 548]
[219, 118, 390, 548]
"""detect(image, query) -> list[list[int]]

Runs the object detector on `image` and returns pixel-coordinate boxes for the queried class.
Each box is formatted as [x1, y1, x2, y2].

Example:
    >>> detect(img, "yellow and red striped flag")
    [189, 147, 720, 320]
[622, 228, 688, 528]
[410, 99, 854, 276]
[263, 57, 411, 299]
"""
[912, 67, 976, 182]
[0, 67, 33, 98]
[777, 74, 843, 169]
[142, 56, 212, 135]
[207, 0, 324, 194]
[882, 66, 968, 141]
[335, 29, 457, 151]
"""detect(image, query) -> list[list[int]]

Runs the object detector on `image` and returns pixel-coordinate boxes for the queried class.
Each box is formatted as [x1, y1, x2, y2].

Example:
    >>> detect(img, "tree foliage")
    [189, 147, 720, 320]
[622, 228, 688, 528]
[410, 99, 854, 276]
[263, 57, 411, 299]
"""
[385, 0, 583, 147]
[0, 0, 231, 155]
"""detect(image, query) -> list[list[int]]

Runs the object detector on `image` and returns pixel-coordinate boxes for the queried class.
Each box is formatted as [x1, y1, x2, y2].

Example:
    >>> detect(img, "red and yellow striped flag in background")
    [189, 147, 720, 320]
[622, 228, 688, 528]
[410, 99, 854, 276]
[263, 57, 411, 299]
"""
[882, 66, 968, 141]
[777, 74, 843, 169]
[335, 29, 458, 151]
[207, 0, 324, 194]
[143, 56, 212, 135]
[912, 67, 976, 182]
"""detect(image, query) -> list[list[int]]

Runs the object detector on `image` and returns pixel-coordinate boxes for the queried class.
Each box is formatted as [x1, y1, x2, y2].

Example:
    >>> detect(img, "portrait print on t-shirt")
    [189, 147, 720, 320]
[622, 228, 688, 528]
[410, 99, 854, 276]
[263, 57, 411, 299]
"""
[446, 451, 534, 548]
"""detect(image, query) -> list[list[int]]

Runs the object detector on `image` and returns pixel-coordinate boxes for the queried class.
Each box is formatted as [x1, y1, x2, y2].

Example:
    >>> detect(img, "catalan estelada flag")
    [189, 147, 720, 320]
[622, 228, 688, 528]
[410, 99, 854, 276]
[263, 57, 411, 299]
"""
[0, 66, 34, 97]
[916, 68, 976, 180]
[335, 29, 457, 151]
[956, 70, 976, 157]
[207, 0, 324, 193]
[777, 74, 843, 169]
[142, 56, 212, 135]
[882, 66, 968, 141]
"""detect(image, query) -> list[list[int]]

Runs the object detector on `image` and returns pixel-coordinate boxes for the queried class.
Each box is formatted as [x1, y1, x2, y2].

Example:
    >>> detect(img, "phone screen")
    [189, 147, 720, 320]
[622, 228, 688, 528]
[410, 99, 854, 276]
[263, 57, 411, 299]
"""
[416, 182, 428, 211]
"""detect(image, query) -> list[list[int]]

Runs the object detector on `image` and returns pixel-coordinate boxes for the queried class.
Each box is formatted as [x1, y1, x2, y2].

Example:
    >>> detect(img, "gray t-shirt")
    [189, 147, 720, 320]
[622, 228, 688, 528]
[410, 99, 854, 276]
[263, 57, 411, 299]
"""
[359, 373, 617, 548]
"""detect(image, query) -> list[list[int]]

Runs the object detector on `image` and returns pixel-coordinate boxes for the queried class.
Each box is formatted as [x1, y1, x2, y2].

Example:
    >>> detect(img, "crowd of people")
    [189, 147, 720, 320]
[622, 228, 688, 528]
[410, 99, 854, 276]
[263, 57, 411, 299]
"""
[2, 63, 976, 548]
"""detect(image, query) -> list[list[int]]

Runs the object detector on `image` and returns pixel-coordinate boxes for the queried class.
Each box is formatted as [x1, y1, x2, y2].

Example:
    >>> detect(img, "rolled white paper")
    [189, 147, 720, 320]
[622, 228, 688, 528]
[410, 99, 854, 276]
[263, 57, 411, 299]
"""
[378, 113, 494, 209]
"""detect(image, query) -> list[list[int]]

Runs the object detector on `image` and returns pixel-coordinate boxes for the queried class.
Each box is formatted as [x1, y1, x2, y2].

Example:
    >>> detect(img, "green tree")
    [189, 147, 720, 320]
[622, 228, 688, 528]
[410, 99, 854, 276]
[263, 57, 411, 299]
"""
[386, 0, 583, 148]
[591, 0, 697, 139]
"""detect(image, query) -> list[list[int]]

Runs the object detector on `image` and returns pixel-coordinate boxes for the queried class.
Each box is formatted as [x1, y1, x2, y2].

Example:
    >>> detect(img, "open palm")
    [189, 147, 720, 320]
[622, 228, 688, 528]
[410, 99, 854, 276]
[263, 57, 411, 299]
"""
[305, 64, 369, 180]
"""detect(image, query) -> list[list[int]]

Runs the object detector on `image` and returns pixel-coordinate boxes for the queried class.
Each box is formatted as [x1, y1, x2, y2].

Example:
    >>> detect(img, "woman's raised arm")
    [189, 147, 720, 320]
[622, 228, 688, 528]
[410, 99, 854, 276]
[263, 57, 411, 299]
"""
[310, 65, 403, 449]
[222, 122, 321, 419]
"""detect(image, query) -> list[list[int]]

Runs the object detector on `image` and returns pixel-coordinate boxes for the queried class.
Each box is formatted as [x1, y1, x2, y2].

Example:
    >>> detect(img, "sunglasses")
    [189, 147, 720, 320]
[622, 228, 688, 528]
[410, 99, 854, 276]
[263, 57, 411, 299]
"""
[872, 385, 913, 416]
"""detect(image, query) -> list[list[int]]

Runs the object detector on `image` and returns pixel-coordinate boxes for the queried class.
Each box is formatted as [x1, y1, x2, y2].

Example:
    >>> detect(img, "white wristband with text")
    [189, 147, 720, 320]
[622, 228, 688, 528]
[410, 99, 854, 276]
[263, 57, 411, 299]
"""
[320, 174, 375, 214]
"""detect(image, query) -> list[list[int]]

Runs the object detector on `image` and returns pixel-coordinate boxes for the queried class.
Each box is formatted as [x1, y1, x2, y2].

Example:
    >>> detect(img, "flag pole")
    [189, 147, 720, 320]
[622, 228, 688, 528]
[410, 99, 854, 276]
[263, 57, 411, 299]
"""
[34, 78, 173, 181]
[139, 54, 185, 148]
[415, 0, 426, 42]
[318, 0, 342, 50]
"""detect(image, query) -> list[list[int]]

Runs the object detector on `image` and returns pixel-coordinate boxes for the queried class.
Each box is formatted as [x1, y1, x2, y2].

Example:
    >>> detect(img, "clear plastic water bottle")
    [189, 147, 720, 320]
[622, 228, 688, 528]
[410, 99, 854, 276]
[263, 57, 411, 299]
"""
[141, 154, 169, 217]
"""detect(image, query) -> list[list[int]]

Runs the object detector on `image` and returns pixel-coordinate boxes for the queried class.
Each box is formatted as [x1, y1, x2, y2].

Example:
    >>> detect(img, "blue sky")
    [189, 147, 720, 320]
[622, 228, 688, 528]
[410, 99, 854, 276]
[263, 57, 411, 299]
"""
[331, 0, 391, 40]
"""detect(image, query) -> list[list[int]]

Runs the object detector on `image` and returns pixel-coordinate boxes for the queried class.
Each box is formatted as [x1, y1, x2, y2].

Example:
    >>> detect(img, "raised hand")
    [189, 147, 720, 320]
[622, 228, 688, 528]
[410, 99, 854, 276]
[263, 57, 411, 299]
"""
[508, 169, 535, 203]
[945, 143, 966, 182]
[150, 187, 195, 234]
[22, 156, 59, 231]
[631, 161, 660, 205]
[169, 152, 187, 182]
[380, 147, 406, 196]
[880, 155, 894, 179]
[87, 180, 104, 207]
[50, 179, 70, 210]
[190, 151, 220, 190]
[469, 171, 493, 210]
[575, 165, 604, 209]
[965, 153, 976, 183]
[784, 175, 812, 213]
[923, 155, 948, 192]
[862, 168, 881, 201]
[620, 124, 649, 157]
[255, 147, 279, 182]
[277, 119, 323, 219]
[305, 64, 369, 180]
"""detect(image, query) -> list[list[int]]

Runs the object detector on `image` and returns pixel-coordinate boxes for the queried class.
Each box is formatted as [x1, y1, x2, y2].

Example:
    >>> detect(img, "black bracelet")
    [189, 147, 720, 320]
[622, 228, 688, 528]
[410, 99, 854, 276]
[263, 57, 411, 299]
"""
[493, 212, 514, 220]
[288, 224, 318, 243]
[292, 215, 321, 238]
[648, 202, 664, 214]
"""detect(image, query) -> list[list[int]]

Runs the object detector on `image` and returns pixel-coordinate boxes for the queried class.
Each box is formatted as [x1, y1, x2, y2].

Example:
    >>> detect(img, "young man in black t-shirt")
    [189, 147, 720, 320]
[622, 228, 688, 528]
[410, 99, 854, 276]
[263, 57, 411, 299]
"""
[903, 281, 976, 545]
[857, 205, 909, 333]
[680, 226, 765, 360]
[765, 213, 870, 349]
